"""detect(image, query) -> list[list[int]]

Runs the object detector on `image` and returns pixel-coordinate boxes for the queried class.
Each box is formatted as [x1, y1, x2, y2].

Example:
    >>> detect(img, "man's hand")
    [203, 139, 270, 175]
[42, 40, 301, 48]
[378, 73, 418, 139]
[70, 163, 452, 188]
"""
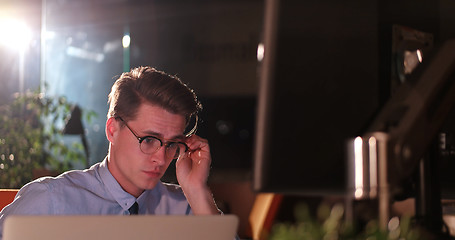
[176, 135, 211, 189]
[175, 135, 220, 215]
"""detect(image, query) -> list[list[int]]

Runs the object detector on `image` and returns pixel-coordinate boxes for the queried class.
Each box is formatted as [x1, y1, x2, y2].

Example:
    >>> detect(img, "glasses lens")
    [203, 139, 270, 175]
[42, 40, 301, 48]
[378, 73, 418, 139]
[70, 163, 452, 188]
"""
[165, 142, 188, 160]
[139, 137, 162, 154]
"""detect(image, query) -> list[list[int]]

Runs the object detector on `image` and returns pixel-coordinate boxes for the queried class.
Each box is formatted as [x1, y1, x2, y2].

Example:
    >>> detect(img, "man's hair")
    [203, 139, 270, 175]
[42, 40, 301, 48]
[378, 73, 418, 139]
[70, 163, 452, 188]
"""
[108, 66, 202, 127]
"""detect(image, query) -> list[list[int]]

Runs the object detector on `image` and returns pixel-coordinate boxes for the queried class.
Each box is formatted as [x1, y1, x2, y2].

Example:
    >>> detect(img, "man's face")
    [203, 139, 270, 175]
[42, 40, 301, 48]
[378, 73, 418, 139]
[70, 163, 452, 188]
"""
[107, 103, 186, 197]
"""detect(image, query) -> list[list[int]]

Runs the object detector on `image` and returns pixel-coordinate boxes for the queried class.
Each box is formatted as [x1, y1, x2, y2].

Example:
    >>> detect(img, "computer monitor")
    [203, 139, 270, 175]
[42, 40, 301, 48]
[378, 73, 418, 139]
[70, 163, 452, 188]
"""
[253, 0, 380, 195]
[252, 0, 451, 199]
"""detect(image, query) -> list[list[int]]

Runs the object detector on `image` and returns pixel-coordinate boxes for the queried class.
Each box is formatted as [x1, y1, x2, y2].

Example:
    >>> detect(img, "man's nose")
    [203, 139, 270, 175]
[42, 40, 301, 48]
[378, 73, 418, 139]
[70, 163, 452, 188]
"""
[150, 146, 167, 165]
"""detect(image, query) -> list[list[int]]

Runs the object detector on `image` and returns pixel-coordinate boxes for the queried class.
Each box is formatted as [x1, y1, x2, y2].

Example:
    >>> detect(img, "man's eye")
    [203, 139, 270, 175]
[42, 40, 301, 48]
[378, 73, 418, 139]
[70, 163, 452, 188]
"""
[166, 142, 178, 149]
[143, 137, 158, 144]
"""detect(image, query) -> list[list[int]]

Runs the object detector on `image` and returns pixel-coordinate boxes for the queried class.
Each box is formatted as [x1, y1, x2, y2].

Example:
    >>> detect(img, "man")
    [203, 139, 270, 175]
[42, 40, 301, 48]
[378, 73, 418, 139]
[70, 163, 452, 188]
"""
[0, 66, 221, 238]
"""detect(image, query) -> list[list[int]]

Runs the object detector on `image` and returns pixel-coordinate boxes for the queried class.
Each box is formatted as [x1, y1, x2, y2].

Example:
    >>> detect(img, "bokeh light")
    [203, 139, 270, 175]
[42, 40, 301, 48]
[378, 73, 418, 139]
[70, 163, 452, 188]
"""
[0, 18, 31, 51]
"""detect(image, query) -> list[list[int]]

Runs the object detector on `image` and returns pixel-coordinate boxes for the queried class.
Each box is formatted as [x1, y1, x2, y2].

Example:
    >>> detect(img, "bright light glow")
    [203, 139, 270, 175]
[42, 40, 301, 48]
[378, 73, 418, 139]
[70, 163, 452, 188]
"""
[368, 136, 377, 198]
[0, 19, 31, 51]
[355, 188, 364, 199]
[122, 34, 130, 48]
[257, 43, 264, 62]
[416, 49, 423, 63]
[354, 136, 363, 198]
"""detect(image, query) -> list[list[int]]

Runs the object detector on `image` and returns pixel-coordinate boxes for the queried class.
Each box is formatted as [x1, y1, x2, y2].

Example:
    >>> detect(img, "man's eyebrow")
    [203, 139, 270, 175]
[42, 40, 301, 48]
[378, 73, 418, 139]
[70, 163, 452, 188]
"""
[142, 130, 185, 141]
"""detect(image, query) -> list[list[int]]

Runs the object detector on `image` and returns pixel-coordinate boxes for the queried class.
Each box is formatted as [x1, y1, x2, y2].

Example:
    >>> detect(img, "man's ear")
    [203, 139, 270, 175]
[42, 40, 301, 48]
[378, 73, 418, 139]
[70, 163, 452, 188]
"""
[106, 117, 118, 143]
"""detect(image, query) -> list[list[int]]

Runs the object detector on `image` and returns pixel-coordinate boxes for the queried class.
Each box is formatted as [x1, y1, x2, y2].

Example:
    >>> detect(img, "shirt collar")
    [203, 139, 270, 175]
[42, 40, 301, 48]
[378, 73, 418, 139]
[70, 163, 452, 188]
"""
[98, 158, 137, 211]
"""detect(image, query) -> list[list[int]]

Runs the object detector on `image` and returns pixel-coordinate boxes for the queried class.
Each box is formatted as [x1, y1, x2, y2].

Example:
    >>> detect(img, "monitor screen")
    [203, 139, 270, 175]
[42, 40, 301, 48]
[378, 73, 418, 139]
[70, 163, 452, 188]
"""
[252, 0, 446, 197]
[253, 0, 380, 195]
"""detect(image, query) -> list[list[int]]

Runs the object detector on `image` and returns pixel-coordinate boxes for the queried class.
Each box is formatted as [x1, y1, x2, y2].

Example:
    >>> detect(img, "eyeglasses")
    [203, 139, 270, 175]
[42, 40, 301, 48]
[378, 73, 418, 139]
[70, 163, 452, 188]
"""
[118, 117, 189, 160]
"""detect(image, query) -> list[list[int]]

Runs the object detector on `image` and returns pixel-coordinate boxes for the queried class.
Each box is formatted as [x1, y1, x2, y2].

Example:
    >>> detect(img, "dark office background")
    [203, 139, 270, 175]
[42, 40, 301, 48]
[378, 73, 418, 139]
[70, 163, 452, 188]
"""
[1, 1, 455, 236]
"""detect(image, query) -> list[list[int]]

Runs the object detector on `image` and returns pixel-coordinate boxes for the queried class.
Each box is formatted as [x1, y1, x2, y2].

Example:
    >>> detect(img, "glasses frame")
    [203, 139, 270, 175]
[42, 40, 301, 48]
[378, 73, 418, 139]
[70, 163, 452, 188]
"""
[184, 114, 198, 138]
[117, 117, 189, 159]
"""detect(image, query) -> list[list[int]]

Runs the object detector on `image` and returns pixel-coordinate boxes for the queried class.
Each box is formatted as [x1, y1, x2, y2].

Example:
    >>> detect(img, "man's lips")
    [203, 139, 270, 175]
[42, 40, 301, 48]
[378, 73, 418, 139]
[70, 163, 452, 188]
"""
[142, 170, 161, 178]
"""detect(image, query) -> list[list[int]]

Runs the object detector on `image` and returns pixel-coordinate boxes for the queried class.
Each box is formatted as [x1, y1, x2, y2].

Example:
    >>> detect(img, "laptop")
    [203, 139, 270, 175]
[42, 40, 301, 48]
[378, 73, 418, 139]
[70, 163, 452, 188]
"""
[3, 214, 238, 240]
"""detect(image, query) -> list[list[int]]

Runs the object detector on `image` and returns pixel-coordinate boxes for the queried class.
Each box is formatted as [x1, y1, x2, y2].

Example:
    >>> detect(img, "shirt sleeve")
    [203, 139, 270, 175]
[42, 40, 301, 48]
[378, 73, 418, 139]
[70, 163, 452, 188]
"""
[0, 181, 53, 239]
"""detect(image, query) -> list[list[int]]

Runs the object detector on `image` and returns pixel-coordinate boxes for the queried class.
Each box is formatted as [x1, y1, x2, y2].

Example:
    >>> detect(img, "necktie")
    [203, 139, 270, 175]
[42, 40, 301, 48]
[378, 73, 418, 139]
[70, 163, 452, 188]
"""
[128, 202, 139, 215]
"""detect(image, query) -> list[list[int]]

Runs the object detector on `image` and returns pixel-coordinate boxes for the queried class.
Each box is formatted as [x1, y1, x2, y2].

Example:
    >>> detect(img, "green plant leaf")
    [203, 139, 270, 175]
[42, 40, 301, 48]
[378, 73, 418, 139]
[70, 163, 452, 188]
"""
[0, 86, 95, 188]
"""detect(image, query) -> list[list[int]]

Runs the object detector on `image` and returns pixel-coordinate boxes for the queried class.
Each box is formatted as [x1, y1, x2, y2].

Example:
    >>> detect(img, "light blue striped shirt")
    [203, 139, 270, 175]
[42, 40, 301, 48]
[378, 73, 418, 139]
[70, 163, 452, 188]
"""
[0, 158, 191, 239]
